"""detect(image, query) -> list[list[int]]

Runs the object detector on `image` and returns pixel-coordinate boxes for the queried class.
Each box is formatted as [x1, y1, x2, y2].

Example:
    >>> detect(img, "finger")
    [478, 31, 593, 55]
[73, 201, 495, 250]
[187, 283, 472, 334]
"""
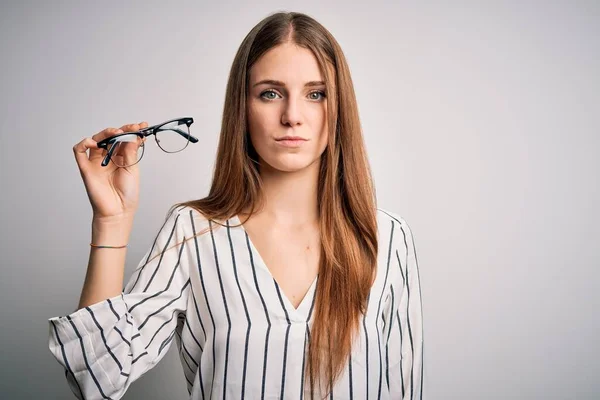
[112, 136, 142, 167]
[73, 137, 100, 172]
[91, 127, 124, 143]
[119, 123, 141, 133]
[89, 128, 124, 162]
[139, 121, 149, 129]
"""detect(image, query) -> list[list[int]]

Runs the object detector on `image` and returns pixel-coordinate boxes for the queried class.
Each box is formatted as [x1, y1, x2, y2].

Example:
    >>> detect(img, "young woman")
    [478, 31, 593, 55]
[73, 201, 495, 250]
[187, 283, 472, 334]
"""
[48, 11, 424, 400]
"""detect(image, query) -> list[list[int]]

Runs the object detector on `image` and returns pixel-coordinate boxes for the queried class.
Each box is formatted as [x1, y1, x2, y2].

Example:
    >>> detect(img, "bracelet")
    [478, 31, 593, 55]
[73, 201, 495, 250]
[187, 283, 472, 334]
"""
[90, 243, 128, 249]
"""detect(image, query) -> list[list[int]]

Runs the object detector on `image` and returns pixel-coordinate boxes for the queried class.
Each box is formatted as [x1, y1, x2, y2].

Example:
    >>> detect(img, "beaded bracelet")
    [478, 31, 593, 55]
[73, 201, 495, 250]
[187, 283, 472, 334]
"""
[90, 243, 128, 249]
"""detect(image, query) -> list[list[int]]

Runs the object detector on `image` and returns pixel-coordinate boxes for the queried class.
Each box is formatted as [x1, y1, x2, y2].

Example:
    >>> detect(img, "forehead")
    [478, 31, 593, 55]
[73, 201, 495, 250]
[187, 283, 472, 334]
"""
[249, 43, 323, 83]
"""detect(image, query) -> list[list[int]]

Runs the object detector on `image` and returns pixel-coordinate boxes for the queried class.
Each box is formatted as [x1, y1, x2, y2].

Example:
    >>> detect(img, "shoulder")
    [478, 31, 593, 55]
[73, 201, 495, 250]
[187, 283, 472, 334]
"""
[376, 207, 411, 233]
[376, 207, 417, 252]
[163, 203, 212, 236]
[376, 209, 421, 294]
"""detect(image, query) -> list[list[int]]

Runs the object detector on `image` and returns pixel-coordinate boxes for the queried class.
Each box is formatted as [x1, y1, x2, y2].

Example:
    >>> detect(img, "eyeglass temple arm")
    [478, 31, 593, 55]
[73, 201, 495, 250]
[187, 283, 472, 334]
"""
[155, 127, 199, 143]
[101, 143, 118, 167]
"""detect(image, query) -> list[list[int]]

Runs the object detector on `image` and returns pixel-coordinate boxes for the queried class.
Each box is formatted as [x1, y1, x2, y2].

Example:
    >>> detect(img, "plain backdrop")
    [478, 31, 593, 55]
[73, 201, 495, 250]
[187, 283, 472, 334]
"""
[1, 1, 598, 399]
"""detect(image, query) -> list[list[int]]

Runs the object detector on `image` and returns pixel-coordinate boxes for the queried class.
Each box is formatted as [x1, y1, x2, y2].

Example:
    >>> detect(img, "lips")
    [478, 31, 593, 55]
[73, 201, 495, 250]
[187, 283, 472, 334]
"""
[275, 136, 307, 148]
[275, 136, 307, 141]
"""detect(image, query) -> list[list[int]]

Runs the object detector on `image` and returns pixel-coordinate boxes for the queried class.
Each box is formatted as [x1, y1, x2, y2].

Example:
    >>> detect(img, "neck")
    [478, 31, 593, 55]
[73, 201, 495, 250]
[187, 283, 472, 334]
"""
[249, 158, 320, 228]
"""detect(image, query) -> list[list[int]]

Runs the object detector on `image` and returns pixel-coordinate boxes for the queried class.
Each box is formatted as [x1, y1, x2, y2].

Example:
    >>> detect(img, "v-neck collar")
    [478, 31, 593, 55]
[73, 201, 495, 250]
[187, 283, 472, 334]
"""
[230, 214, 318, 322]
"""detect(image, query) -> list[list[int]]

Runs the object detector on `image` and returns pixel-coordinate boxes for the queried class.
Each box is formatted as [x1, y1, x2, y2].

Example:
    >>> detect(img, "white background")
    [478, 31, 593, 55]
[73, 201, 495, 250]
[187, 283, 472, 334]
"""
[1, 1, 598, 398]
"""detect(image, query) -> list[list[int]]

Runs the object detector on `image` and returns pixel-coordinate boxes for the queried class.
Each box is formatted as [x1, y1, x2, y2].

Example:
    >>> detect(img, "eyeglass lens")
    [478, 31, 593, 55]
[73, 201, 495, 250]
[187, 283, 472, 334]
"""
[107, 120, 191, 167]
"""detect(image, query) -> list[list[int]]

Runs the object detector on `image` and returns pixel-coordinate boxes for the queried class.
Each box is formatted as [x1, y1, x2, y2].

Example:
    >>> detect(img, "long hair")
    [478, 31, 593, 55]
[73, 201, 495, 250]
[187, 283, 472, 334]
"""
[171, 11, 378, 397]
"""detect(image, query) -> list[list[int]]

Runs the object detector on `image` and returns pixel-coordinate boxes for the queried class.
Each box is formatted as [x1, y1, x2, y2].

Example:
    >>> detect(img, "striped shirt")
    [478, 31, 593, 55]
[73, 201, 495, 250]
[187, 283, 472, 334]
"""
[48, 205, 424, 399]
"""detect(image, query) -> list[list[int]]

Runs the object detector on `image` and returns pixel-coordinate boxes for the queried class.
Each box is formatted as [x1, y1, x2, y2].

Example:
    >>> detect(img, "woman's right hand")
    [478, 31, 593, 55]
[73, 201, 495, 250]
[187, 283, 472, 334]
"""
[73, 122, 149, 221]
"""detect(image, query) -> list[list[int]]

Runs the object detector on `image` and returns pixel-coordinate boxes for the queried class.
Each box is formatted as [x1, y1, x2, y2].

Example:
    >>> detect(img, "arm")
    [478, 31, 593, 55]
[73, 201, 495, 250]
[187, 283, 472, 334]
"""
[47, 206, 192, 400]
[385, 215, 425, 399]
[77, 213, 135, 310]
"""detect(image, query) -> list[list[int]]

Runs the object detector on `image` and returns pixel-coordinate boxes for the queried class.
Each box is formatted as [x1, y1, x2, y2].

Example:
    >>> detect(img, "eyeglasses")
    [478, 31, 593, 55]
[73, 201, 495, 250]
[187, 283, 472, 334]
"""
[96, 117, 198, 167]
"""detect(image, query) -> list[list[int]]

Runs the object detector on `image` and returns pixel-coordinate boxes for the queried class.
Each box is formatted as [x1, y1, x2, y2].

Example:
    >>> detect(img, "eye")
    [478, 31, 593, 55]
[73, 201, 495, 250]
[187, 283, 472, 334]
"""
[308, 90, 326, 101]
[259, 89, 327, 102]
[260, 90, 280, 101]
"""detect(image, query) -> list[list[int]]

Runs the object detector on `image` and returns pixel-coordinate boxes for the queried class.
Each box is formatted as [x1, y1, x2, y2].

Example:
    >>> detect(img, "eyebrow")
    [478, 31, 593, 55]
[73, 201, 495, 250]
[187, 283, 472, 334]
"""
[252, 79, 325, 88]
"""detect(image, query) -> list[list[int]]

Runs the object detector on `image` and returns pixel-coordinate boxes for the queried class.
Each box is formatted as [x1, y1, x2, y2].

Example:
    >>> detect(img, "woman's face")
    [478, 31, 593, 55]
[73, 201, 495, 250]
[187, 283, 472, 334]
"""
[247, 42, 329, 173]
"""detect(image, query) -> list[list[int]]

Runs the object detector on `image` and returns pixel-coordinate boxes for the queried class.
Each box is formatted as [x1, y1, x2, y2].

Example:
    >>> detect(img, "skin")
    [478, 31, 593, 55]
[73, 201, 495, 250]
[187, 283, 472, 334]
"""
[240, 41, 330, 308]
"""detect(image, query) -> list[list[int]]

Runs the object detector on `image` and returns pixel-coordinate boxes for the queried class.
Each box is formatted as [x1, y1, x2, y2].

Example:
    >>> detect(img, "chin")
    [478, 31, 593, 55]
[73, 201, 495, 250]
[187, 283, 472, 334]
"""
[262, 155, 318, 173]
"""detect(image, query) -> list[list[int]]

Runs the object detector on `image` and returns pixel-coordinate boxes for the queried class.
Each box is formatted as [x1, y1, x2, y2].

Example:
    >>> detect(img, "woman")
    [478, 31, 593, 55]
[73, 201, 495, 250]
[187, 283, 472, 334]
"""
[48, 11, 424, 400]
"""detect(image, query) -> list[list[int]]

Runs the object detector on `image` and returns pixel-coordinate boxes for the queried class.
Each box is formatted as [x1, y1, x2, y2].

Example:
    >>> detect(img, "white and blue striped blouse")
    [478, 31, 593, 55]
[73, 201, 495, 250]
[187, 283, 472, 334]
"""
[47, 205, 424, 399]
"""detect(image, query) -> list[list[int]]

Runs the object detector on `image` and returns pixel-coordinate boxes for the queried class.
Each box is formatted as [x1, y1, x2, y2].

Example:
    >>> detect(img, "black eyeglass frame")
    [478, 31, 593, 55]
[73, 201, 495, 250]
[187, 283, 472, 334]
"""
[96, 117, 198, 167]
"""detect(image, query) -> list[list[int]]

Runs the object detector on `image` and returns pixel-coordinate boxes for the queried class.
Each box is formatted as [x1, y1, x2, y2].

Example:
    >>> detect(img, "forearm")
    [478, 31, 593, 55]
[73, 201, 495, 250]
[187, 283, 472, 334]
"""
[77, 215, 134, 310]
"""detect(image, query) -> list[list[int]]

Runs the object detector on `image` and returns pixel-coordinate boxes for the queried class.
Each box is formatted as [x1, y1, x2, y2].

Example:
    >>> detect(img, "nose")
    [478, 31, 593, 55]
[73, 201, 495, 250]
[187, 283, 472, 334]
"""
[281, 96, 302, 126]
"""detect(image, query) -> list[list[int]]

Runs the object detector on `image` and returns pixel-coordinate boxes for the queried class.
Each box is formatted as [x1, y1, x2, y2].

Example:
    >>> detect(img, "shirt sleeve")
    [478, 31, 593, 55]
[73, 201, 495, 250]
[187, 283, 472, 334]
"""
[47, 206, 192, 400]
[383, 214, 425, 399]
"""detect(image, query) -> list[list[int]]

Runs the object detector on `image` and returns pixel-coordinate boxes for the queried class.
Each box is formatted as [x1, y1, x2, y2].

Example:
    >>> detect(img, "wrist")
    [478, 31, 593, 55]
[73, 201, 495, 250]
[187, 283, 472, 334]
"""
[91, 216, 134, 246]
